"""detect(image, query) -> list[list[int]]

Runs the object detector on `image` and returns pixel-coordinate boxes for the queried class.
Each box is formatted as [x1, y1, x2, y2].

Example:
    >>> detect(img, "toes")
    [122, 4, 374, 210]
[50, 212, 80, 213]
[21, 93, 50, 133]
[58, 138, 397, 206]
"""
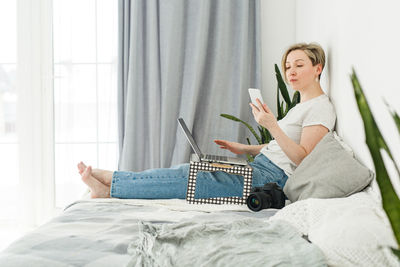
[77, 162, 84, 173]
[84, 166, 92, 176]
[77, 161, 88, 174]
[81, 166, 92, 182]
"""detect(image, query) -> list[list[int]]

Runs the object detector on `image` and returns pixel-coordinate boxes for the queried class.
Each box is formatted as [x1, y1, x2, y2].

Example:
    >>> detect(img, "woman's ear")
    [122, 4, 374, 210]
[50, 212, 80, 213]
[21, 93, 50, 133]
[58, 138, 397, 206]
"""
[314, 64, 322, 82]
[315, 63, 322, 75]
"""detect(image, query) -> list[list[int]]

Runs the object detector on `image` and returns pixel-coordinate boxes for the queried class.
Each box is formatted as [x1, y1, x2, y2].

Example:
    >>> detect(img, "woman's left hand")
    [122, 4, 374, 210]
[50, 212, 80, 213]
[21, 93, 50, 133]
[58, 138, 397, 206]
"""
[250, 99, 279, 133]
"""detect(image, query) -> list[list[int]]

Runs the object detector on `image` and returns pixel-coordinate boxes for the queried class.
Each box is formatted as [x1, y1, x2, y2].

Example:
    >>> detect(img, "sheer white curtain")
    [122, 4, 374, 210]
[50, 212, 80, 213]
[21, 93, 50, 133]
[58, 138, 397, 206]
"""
[0, 0, 118, 250]
[0, 0, 19, 250]
[0, 0, 55, 250]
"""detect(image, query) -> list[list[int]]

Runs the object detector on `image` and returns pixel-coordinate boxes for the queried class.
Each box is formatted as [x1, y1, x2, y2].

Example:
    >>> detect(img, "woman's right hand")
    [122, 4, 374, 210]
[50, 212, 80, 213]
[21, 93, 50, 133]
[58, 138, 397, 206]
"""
[214, 139, 248, 155]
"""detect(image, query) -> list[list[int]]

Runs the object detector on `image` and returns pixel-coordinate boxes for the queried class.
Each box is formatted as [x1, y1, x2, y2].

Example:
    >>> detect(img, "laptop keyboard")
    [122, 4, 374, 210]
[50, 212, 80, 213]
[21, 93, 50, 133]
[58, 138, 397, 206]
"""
[205, 154, 228, 161]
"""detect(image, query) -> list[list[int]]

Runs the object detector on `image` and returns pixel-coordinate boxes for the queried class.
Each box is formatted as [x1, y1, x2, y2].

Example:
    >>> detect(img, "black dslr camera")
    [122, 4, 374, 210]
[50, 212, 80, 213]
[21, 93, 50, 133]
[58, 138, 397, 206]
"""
[246, 182, 286, 212]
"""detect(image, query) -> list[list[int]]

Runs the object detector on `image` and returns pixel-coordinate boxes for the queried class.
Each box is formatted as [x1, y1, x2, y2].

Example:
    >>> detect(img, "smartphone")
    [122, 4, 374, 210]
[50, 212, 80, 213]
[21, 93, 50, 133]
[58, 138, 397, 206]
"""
[248, 88, 265, 105]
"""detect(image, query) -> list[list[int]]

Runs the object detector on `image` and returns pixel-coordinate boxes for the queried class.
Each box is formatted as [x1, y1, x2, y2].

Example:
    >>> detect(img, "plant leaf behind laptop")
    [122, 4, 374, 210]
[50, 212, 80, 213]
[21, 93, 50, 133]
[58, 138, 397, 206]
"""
[351, 69, 400, 260]
[220, 64, 300, 161]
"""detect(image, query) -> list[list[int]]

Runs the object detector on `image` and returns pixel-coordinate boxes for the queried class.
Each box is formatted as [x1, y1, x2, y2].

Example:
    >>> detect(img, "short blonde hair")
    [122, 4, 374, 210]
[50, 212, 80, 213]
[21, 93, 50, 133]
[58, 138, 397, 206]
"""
[281, 42, 326, 82]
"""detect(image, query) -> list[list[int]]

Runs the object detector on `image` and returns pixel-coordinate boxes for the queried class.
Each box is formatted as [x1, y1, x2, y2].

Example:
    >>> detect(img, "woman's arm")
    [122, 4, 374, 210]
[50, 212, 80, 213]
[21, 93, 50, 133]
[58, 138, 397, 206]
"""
[250, 99, 328, 165]
[214, 140, 266, 157]
[270, 124, 328, 165]
[246, 144, 266, 156]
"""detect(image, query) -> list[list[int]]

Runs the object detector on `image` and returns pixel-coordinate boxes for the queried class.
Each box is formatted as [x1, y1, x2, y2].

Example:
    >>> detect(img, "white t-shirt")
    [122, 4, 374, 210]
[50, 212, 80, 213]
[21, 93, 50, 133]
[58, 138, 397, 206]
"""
[260, 94, 336, 176]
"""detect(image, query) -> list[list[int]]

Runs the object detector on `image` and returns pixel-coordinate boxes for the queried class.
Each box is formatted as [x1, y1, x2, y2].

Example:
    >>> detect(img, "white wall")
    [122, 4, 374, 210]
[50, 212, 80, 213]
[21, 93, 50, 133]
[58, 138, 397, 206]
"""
[260, 0, 296, 113]
[261, 0, 400, 194]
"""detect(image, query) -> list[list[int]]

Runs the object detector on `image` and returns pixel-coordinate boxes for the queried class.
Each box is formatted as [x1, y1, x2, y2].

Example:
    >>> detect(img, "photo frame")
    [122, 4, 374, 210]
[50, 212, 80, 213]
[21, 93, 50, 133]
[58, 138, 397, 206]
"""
[186, 161, 253, 205]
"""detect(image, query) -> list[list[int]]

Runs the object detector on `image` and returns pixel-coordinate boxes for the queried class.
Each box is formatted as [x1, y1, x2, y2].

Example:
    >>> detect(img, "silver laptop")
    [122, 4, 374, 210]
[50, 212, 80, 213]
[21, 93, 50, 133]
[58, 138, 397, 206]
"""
[178, 118, 248, 166]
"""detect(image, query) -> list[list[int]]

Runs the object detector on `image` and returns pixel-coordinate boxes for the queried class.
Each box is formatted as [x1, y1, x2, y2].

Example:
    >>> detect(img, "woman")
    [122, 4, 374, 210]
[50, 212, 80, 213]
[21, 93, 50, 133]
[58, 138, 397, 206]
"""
[78, 42, 336, 199]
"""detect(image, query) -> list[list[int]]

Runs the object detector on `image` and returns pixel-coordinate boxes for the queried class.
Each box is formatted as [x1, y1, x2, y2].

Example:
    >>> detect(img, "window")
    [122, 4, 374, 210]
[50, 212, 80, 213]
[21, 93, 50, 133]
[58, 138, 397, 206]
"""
[53, 0, 118, 207]
[0, 0, 118, 250]
[0, 0, 19, 250]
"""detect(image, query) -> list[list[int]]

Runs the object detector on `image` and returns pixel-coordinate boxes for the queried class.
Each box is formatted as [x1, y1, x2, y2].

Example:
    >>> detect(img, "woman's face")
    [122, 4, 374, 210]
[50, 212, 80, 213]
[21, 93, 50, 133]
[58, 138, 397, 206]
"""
[285, 49, 321, 91]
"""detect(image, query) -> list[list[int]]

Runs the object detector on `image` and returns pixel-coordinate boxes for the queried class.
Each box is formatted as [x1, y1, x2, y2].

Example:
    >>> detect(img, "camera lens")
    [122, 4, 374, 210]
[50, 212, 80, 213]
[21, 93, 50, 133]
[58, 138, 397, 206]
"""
[250, 198, 260, 206]
[246, 192, 272, 212]
[247, 194, 263, 211]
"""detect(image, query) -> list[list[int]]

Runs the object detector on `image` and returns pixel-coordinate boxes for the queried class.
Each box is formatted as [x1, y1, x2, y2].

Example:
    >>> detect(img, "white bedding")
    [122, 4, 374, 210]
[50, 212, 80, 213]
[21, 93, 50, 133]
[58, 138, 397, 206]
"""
[272, 186, 400, 266]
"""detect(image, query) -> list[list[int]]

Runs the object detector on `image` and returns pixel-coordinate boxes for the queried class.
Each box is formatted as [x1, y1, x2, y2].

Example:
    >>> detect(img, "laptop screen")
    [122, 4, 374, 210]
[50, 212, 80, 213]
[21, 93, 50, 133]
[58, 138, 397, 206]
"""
[177, 118, 203, 160]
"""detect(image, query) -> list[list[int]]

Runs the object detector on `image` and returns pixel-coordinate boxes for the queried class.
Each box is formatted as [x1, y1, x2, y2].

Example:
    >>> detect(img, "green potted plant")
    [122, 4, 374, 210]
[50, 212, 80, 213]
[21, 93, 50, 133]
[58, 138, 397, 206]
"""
[220, 64, 300, 160]
[351, 69, 400, 259]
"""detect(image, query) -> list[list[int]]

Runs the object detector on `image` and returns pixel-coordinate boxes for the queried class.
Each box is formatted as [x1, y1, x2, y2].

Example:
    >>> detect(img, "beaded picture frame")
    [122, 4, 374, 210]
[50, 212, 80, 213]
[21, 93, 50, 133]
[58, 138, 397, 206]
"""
[186, 161, 253, 205]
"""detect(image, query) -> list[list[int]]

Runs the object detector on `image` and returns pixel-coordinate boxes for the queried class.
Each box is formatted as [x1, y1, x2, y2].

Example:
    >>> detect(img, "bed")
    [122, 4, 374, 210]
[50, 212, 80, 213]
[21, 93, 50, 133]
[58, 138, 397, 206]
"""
[1, 132, 399, 266]
[0, 197, 323, 267]
[0, 186, 398, 267]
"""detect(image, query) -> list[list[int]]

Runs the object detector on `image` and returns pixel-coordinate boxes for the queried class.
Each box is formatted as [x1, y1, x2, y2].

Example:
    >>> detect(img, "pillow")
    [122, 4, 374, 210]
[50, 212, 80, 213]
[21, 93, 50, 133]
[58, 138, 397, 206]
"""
[283, 132, 374, 202]
[332, 131, 354, 157]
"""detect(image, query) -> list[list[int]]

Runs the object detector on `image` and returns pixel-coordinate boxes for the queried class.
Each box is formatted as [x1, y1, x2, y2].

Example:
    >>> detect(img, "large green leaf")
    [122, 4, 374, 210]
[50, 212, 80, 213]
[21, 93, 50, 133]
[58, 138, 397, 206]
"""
[258, 126, 264, 143]
[388, 103, 400, 135]
[290, 91, 301, 109]
[392, 248, 400, 259]
[246, 137, 251, 145]
[280, 101, 285, 118]
[351, 69, 400, 249]
[284, 102, 289, 115]
[275, 64, 291, 105]
[393, 112, 400, 134]
[258, 126, 272, 144]
[264, 127, 273, 143]
[220, 114, 262, 144]
[277, 86, 283, 119]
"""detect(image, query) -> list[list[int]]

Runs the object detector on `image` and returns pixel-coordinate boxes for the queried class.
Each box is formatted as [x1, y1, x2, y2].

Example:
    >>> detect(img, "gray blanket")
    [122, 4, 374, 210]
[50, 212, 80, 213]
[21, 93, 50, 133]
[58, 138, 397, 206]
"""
[0, 199, 326, 267]
[127, 219, 326, 267]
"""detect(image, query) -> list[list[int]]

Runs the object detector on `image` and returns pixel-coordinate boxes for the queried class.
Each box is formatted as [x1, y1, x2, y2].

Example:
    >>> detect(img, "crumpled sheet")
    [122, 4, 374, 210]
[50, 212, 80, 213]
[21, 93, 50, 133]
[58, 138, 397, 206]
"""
[127, 218, 326, 267]
[0, 199, 281, 267]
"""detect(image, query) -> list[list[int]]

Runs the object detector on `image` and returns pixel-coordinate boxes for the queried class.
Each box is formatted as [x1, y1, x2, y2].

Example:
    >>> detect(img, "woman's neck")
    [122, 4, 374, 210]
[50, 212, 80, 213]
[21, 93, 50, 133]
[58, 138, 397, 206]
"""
[299, 83, 324, 103]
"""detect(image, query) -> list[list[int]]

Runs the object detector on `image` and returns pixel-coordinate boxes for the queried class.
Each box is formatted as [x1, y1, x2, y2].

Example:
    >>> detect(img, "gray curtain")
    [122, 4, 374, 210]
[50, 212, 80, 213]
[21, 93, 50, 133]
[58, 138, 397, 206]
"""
[118, 0, 261, 171]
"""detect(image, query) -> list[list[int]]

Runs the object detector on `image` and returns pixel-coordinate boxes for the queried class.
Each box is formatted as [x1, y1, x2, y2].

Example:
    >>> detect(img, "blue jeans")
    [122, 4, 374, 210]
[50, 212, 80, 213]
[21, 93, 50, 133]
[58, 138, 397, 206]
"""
[110, 154, 288, 199]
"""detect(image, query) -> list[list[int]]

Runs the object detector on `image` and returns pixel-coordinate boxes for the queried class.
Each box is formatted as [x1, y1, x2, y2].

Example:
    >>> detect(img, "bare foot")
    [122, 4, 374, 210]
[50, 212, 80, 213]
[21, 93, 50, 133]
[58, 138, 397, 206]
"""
[77, 161, 113, 186]
[92, 169, 113, 186]
[81, 166, 110, 198]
